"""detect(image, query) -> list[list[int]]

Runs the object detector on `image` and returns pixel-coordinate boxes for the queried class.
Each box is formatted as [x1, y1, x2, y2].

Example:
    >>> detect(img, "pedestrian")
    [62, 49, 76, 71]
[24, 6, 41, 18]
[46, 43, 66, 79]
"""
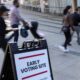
[59, 5, 74, 52]
[0, 5, 18, 52]
[40, 0, 45, 13]
[72, 8, 80, 45]
[9, 0, 28, 43]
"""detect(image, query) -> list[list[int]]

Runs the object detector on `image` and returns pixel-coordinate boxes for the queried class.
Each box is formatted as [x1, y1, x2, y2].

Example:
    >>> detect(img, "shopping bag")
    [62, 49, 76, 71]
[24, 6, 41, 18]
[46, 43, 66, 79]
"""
[20, 28, 28, 38]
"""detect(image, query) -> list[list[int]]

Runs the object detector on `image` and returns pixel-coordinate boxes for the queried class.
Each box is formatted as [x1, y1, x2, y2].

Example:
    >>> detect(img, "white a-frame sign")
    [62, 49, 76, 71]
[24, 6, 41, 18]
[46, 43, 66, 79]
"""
[0, 40, 54, 80]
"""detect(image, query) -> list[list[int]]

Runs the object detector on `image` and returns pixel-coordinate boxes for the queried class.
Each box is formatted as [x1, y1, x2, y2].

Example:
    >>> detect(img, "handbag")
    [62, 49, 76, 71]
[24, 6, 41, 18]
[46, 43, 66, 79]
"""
[62, 26, 68, 32]
[20, 28, 28, 38]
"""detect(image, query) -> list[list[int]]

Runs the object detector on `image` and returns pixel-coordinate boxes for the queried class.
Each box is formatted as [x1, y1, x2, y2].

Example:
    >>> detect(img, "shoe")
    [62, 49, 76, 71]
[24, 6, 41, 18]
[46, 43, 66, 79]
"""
[58, 45, 69, 53]
[64, 48, 70, 53]
[58, 45, 65, 51]
[37, 31, 45, 39]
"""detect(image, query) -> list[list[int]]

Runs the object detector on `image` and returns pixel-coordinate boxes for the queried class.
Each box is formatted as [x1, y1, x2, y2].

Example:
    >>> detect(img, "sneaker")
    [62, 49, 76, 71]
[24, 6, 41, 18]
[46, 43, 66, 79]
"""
[64, 48, 70, 53]
[37, 31, 45, 38]
[58, 45, 69, 53]
[58, 45, 65, 51]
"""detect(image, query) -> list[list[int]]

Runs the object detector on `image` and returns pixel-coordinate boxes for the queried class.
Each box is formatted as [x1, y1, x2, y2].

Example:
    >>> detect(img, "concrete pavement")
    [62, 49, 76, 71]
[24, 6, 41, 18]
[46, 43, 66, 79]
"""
[20, 7, 62, 23]
[0, 24, 80, 80]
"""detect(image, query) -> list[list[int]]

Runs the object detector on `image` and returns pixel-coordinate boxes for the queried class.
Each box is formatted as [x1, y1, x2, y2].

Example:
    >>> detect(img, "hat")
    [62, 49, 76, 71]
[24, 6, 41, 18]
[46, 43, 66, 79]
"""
[0, 5, 9, 12]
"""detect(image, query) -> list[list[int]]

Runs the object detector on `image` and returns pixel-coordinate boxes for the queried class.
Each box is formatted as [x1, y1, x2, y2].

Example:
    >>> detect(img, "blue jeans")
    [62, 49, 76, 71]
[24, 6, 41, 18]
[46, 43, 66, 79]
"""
[12, 24, 19, 42]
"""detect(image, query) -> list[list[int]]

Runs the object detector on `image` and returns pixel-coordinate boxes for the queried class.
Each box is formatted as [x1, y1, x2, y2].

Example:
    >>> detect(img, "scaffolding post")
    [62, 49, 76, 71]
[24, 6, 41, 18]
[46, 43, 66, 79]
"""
[72, 0, 77, 12]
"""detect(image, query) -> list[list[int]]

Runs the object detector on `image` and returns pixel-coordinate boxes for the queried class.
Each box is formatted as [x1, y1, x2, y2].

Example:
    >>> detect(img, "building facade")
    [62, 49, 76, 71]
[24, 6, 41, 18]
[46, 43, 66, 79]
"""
[1, 0, 25, 4]
[22, 0, 79, 14]
[1, 0, 80, 14]
[1, 0, 12, 4]
[48, 0, 67, 14]
[48, 0, 80, 14]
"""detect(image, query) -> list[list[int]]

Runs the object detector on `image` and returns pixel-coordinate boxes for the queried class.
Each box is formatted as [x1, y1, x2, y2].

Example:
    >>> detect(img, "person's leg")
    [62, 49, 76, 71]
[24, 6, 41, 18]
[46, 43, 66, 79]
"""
[31, 21, 38, 31]
[63, 29, 71, 49]
[67, 31, 72, 45]
[14, 30, 19, 42]
[0, 37, 7, 52]
[75, 26, 80, 44]
[78, 32, 80, 45]
[77, 26, 80, 45]
[76, 31, 79, 42]
[30, 26, 43, 39]
[63, 32, 68, 49]
[12, 24, 19, 42]
[6, 33, 14, 42]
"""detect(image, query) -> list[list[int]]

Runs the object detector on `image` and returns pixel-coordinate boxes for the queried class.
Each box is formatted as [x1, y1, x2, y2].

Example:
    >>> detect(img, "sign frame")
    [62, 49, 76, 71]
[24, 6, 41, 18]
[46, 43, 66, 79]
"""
[0, 40, 54, 80]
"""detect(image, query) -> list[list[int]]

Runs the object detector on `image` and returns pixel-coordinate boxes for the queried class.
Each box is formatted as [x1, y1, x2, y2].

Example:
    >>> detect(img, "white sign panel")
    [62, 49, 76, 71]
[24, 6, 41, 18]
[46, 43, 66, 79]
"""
[14, 49, 52, 80]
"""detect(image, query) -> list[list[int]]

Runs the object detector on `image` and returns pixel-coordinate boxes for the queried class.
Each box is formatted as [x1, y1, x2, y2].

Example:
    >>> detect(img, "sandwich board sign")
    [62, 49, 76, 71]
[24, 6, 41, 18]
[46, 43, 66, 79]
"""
[0, 40, 54, 80]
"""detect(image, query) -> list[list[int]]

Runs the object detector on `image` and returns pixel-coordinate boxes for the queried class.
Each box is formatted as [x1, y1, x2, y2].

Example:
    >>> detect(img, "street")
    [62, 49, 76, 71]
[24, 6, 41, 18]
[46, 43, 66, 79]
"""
[0, 5, 80, 80]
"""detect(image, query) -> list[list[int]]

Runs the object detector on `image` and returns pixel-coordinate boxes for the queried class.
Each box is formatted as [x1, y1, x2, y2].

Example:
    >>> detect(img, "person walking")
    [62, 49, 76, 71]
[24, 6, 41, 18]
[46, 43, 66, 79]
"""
[0, 5, 18, 52]
[59, 6, 74, 52]
[10, 0, 27, 43]
[72, 8, 80, 45]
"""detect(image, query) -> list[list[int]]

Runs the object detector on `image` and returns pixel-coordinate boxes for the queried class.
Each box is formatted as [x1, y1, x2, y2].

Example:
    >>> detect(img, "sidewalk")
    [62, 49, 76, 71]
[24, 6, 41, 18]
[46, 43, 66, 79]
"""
[0, 26, 80, 80]
[0, 22, 80, 80]
[21, 7, 63, 21]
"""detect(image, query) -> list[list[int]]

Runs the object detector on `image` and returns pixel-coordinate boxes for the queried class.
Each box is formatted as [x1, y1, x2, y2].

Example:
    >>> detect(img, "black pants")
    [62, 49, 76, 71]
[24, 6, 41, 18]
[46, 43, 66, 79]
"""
[12, 24, 19, 42]
[0, 33, 17, 52]
[30, 21, 42, 39]
[0, 37, 7, 52]
[63, 30, 71, 49]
